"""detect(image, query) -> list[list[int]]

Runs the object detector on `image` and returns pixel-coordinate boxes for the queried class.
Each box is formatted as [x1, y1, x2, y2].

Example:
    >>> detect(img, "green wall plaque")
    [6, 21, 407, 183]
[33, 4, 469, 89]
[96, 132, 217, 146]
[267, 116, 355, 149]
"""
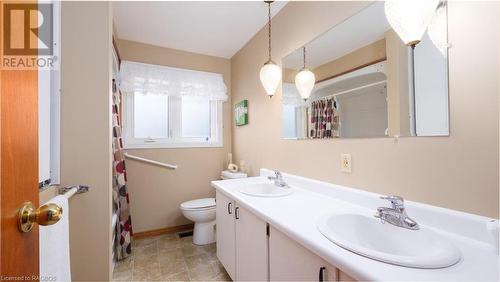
[234, 100, 248, 126]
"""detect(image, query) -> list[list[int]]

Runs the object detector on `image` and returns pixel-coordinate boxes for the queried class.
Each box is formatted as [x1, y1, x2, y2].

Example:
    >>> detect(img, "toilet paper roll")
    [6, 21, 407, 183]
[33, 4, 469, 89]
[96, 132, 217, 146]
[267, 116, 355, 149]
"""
[227, 163, 238, 173]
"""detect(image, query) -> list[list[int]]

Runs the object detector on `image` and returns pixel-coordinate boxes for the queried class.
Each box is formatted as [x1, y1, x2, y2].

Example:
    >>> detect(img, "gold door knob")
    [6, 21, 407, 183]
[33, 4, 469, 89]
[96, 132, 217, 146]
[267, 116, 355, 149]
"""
[18, 201, 63, 233]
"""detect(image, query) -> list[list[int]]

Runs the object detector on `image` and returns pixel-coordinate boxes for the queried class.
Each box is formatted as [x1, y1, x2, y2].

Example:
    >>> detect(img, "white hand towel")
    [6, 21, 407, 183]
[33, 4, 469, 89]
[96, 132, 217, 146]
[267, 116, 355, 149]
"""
[39, 195, 71, 282]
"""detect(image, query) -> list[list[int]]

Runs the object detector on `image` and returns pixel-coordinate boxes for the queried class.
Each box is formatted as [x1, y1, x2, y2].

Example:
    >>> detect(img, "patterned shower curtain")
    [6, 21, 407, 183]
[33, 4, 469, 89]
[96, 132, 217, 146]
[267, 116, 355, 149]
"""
[112, 80, 133, 260]
[309, 98, 339, 138]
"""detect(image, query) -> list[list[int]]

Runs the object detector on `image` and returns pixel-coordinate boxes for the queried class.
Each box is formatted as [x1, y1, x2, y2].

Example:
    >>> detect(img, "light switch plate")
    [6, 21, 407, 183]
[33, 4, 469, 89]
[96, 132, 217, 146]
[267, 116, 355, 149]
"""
[340, 153, 352, 173]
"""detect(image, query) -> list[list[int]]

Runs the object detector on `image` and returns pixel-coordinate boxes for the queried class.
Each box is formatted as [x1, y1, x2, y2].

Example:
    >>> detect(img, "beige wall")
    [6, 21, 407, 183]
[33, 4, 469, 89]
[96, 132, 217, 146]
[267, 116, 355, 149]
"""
[283, 38, 386, 83]
[116, 40, 232, 232]
[283, 68, 296, 84]
[313, 38, 386, 82]
[39, 186, 57, 204]
[61, 2, 113, 281]
[231, 1, 499, 218]
[385, 29, 410, 137]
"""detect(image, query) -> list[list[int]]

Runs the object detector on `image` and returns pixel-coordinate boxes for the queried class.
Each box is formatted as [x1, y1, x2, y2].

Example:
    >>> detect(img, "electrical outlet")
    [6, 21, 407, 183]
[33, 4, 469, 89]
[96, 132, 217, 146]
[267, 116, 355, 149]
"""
[340, 153, 351, 173]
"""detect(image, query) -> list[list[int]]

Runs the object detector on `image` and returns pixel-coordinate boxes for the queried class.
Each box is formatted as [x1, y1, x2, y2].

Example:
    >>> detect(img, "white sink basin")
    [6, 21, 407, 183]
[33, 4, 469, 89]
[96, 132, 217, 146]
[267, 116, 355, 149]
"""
[317, 214, 461, 268]
[239, 183, 294, 197]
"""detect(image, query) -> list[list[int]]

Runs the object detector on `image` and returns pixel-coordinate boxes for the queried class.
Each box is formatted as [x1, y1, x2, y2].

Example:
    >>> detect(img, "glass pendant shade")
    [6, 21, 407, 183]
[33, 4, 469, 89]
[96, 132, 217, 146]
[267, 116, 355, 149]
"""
[294, 68, 316, 100]
[427, 2, 448, 55]
[260, 0, 281, 97]
[260, 61, 282, 98]
[384, 0, 439, 46]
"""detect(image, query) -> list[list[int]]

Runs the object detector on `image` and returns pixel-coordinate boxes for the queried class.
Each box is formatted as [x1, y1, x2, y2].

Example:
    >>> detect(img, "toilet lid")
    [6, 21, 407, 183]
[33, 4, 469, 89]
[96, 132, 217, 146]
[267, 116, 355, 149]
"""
[181, 198, 216, 210]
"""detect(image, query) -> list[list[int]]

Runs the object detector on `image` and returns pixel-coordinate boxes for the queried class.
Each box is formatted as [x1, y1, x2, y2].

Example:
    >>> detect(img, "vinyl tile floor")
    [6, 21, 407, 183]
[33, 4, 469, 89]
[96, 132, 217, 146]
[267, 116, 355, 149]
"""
[112, 232, 231, 281]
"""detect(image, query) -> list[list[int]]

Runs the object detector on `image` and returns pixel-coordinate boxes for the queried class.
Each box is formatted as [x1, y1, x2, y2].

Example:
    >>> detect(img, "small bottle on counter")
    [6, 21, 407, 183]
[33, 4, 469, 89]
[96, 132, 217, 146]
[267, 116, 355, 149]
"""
[239, 160, 246, 173]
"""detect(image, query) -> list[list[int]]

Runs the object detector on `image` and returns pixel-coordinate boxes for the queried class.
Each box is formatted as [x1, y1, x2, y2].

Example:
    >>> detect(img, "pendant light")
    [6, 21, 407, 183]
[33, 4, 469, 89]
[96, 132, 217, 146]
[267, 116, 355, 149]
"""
[427, 1, 448, 56]
[384, 0, 439, 47]
[259, 0, 281, 98]
[385, 0, 439, 136]
[294, 46, 316, 101]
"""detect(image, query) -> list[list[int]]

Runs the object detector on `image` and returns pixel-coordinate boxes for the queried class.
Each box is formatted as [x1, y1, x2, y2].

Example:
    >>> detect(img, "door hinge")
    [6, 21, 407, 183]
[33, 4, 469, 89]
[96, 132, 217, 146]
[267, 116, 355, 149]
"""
[266, 223, 270, 237]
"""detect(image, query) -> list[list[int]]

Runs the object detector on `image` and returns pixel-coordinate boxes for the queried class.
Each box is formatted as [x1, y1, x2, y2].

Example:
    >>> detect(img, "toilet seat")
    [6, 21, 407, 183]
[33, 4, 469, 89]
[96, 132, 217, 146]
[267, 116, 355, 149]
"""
[180, 198, 215, 211]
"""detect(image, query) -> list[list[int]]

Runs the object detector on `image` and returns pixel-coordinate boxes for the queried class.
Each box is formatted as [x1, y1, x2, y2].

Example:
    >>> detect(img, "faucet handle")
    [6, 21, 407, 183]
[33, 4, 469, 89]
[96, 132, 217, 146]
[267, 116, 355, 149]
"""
[380, 195, 405, 210]
[268, 170, 281, 180]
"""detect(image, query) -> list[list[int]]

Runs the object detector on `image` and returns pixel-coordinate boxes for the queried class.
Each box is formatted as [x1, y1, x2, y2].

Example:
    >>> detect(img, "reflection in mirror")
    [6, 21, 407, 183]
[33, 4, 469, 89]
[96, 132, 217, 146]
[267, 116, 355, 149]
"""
[282, 83, 307, 139]
[281, 1, 449, 139]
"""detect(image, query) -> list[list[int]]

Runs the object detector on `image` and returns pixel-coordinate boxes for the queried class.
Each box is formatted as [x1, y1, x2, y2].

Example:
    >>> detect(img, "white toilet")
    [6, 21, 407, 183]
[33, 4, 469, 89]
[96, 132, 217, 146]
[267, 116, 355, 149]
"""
[181, 172, 247, 245]
[180, 198, 216, 245]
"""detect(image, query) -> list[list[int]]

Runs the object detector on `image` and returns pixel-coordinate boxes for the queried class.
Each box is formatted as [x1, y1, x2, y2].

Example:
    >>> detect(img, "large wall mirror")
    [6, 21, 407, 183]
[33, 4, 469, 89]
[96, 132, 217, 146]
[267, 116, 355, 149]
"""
[282, 2, 449, 139]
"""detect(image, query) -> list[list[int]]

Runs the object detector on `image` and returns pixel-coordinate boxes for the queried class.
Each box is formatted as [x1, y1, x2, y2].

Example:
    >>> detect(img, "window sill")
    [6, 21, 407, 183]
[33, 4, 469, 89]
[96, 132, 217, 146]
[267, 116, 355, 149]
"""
[123, 142, 223, 149]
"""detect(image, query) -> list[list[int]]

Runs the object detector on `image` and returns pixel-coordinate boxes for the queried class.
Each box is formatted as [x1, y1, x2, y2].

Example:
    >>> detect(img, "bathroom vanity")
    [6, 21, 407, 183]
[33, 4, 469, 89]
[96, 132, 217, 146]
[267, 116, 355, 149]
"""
[212, 169, 499, 281]
[216, 190, 343, 281]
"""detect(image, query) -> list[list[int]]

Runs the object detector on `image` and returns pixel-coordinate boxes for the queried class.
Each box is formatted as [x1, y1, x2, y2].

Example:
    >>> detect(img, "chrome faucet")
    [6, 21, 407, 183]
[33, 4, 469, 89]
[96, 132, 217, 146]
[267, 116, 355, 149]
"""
[374, 195, 419, 230]
[268, 170, 288, 187]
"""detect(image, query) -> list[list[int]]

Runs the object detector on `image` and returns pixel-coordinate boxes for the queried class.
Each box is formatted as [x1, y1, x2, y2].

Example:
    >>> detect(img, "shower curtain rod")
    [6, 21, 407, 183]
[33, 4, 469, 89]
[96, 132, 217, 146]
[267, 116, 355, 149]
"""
[312, 80, 387, 102]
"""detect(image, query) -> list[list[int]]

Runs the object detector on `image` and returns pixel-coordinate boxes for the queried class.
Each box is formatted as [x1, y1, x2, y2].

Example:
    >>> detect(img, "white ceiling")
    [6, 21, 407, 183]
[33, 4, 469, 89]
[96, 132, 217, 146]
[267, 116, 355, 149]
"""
[113, 1, 287, 59]
[283, 2, 391, 70]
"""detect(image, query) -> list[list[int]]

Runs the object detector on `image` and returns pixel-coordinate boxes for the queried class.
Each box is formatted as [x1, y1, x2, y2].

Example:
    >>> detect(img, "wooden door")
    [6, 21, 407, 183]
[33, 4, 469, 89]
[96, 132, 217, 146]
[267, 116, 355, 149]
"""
[235, 204, 268, 281]
[1, 0, 40, 276]
[215, 191, 236, 280]
[270, 226, 337, 281]
[0, 68, 40, 277]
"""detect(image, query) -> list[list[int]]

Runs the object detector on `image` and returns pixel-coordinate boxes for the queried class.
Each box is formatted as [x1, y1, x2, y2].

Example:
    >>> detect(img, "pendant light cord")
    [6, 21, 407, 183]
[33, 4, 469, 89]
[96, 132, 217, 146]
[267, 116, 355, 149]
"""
[410, 43, 417, 136]
[302, 46, 306, 69]
[267, 2, 272, 62]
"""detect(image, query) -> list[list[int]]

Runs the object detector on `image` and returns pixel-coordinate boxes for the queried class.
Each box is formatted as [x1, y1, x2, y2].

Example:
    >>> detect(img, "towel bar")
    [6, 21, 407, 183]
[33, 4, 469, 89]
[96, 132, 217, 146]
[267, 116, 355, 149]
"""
[58, 185, 89, 199]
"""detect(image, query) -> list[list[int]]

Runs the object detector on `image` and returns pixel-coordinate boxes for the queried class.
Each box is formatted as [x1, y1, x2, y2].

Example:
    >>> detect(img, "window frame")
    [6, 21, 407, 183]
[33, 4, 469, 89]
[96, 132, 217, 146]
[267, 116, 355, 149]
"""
[122, 92, 223, 149]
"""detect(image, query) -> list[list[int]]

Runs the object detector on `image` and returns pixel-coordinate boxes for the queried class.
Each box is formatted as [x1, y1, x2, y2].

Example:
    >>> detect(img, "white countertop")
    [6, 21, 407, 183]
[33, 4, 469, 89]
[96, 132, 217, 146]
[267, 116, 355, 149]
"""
[211, 169, 499, 281]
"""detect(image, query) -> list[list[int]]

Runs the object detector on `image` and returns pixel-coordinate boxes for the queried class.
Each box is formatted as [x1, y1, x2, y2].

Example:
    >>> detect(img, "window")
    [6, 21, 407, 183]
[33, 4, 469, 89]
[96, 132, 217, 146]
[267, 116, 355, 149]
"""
[123, 92, 223, 148]
[133, 92, 169, 139]
[181, 96, 210, 138]
[120, 61, 226, 149]
[281, 83, 307, 139]
[282, 104, 298, 139]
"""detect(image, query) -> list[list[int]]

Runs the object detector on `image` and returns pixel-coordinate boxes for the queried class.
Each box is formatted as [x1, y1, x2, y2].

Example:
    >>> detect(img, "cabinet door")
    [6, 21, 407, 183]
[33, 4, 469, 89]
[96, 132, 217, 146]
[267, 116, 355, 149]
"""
[235, 204, 269, 281]
[338, 270, 356, 282]
[216, 191, 236, 280]
[270, 226, 337, 281]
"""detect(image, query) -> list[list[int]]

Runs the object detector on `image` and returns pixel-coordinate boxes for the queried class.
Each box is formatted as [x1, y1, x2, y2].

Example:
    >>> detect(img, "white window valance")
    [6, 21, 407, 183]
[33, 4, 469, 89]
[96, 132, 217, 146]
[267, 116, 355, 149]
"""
[119, 60, 228, 101]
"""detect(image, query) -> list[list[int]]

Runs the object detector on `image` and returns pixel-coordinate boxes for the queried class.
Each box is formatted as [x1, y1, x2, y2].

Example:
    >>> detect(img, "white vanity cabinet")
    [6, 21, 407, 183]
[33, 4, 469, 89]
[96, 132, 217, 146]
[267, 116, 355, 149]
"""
[216, 191, 236, 279]
[216, 190, 355, 282]
[269, 226, 338, 281]
[215, 191, 268, 281]
[234, 200, 268, 280]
